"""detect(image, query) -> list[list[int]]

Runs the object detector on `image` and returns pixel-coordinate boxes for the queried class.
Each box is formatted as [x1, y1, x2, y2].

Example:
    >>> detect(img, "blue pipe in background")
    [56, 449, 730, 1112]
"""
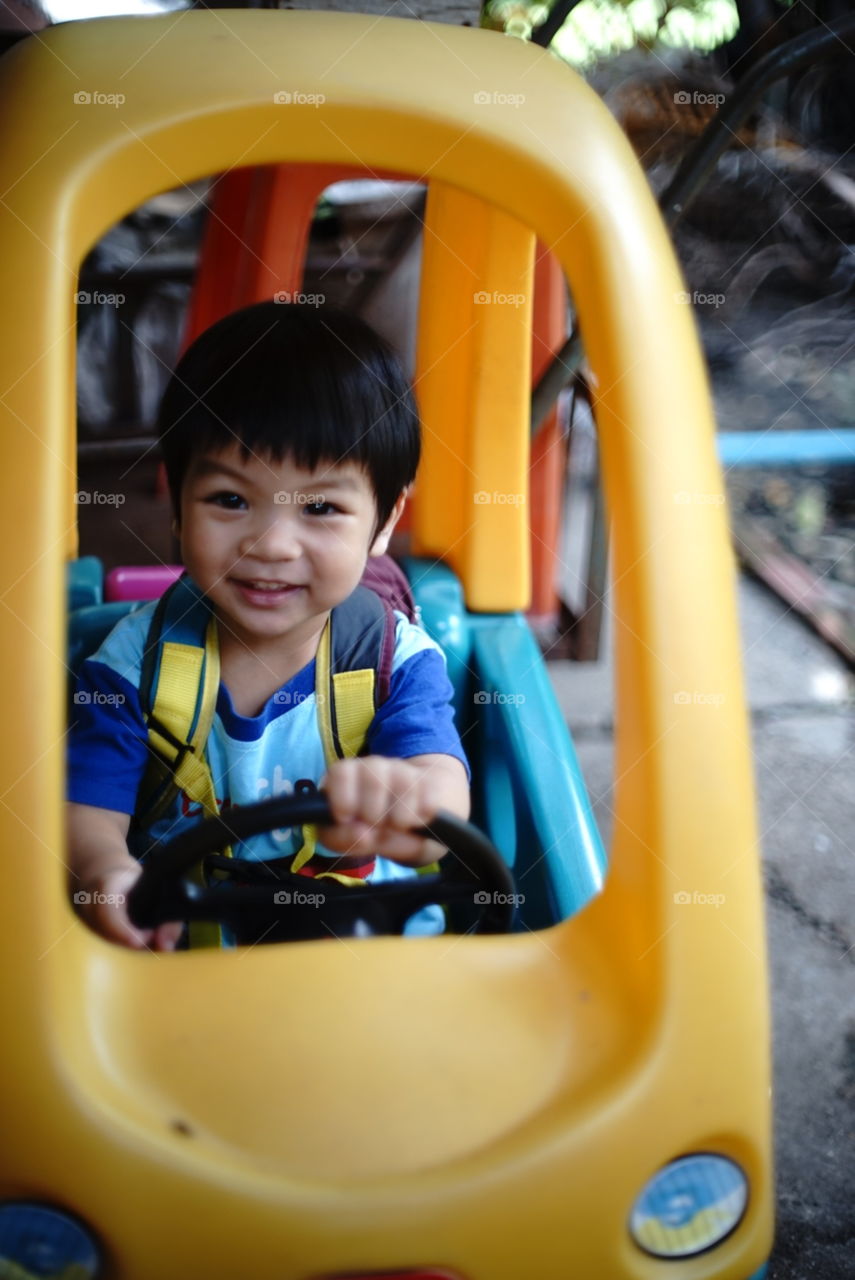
[718, 430, 855, 468]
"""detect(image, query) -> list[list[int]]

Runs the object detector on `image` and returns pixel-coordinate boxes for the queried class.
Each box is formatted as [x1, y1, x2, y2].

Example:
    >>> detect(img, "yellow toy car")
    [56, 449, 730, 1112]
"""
[0, 11, 771, 1279]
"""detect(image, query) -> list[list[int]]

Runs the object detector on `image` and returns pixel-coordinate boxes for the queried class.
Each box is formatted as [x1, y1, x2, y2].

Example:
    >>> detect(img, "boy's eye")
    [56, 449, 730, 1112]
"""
[303, 500, 339, 516]
[206, 490, 246, 510]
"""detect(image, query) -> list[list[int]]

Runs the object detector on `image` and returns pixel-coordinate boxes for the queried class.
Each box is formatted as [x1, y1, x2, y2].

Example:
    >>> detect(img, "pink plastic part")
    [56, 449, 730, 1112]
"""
[104, 565, 184, 603]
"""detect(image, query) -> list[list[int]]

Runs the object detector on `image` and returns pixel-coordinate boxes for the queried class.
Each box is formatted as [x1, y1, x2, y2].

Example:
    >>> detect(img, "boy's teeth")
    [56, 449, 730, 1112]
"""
[247, 580, 284, 591]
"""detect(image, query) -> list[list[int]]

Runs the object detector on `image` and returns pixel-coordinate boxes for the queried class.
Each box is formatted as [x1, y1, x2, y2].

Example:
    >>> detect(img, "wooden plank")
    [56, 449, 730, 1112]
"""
[733, 514, 855, 666]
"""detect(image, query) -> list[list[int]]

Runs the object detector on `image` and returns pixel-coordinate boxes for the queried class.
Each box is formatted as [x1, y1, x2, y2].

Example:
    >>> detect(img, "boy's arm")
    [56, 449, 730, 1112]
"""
[66, 802, 181, 951]
[320, 753, 470, 866]
[67, 609, 183, 949]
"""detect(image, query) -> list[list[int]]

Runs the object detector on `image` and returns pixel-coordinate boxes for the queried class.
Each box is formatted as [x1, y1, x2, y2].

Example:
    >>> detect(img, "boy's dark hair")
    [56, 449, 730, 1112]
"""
[157, 302, 420, 530]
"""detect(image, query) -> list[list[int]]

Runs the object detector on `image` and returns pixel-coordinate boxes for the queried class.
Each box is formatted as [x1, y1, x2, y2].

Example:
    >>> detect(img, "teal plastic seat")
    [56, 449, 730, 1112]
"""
[404, 557, 606, 927]
[67, 601, 144, 691]
[66, 555, 103, 611]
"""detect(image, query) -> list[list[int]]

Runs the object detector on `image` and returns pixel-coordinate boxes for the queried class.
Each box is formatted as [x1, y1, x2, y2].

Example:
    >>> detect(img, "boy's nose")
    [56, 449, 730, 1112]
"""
[239, 513, 301, 560]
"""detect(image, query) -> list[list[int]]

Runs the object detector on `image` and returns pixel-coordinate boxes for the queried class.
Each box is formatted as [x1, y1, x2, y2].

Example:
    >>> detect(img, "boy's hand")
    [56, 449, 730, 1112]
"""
[74, 865, 183, 952]
[67, 802, 183, 951]
[319, 753, 470, 866]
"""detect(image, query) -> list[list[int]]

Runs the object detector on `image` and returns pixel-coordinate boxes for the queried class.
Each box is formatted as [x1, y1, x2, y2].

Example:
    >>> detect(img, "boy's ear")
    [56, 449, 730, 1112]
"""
[368, 489, 408, 557]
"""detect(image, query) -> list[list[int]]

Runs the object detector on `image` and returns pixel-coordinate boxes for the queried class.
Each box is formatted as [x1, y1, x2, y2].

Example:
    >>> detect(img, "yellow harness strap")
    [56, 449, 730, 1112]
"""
[296, 618, 378, 888]
[313, 618, 377, 761]
[331, 670, 377, 758]
[147, 621, 227, 948]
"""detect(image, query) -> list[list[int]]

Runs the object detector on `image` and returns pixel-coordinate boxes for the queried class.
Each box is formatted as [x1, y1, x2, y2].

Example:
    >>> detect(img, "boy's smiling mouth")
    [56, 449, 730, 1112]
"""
[231, 577, 304, 606]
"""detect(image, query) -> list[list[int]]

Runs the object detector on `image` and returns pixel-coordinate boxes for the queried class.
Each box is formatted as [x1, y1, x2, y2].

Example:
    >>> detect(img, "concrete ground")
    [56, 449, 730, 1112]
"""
[547, 569, 855, 1279]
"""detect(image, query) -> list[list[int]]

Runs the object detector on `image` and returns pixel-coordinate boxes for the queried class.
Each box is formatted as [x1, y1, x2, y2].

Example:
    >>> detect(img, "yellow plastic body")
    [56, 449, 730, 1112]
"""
[415, 182, 533, 607]
[0, 12, 771, 1280]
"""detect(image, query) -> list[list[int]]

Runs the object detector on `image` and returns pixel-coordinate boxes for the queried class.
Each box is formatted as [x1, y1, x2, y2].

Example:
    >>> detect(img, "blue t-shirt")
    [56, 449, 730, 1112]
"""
[68, 602, 469, 936]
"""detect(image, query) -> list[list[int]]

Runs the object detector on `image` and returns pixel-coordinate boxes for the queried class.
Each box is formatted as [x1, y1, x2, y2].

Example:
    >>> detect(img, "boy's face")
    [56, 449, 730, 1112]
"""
[177, 444, 403, 656]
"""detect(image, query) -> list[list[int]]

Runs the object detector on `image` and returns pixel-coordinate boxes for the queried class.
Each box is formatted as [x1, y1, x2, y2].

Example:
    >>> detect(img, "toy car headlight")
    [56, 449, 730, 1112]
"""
[0, 1202, 101, 1277]
[629, 1154, 749, 1258]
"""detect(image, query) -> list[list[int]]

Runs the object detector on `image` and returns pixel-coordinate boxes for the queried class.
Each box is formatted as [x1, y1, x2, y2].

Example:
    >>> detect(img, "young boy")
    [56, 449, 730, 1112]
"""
[67, 302, 470, 949]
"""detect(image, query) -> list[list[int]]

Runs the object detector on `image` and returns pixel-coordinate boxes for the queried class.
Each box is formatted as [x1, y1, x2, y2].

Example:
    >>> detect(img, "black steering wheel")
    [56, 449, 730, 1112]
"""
[127, 792, 517, 943]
